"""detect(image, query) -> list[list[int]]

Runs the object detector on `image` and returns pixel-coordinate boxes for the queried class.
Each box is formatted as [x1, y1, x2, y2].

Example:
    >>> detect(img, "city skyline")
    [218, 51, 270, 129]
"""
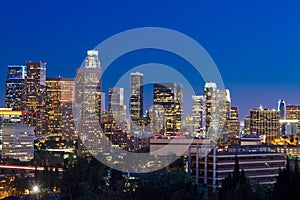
[1, 1, 300, 199]
[1, 1, 300, 119]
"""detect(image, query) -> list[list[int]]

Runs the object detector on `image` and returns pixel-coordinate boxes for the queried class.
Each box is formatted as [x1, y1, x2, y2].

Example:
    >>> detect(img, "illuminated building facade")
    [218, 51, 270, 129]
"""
[108, 88, 126, 123]
[5, 65, 27, 110]
[23, 61, 46, 135]
[278, 99, 286, 120]
[153, 82, 183, 137]
[244, 116, 251, 135]
[75, 50, 103, 154]
[278, 99, 286, 135]
[286, 105, 300, 134]
[225, 107, 240, 143]
[101, 111, 127, 150]
[203, 82, 230, 140]
[1, 124, 34, 161]
[0, 108, 23, 150]
[130, 72, 143, 130]
[250, 106, 280, 143]
[195, 151, 285, 188]
[46, 78, 75, 140]
[192, 95, 204, 137]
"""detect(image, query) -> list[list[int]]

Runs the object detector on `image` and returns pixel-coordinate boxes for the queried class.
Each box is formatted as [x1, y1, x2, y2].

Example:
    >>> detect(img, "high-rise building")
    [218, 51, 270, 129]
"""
[286, 105, 300, 134]
[203, 82, 230, 140]
[153, 82, 183, 137]
[23, 61, 46, 135]
[225, 107, 240, 144]
[101, 92, 106, 112]
[192, 95, 204, 137]
[130, 72, 143, 130]
[75, 50, 103, 154]
[45, 77, 75, 140]
[278, 100, 286, 135]
[76, 50, 102, 121]
[250, 106, 280, 143]
[0, 108, 23, 150]
[278, 100, 286, 120]
[1, 124, 34, 161]
[230, 106, 239, 119]
[184, 115, 194, 135]
[244, 116, 251, 135]
[5, 65, 27, 110]
[108, 88, 126, 123]
[101, 111, 127, 150]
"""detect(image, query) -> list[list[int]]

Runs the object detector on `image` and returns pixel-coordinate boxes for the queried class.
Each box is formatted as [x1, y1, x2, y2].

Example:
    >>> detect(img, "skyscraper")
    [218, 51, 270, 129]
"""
[278, 99, 286, 120]
[225, 107, 240, 144]
[45, 77, 75, 140]
[23, 61, 46, 135]
[250, 106, 280, 143]
[153, 82, 183, 137]
[203, 82, 230, 140]
[286, 105, 300, 134]
[192, 95, 204, 137]
[244, 116, 251, 135]
[76, 50, 102, 121]
[130, 72, 143, 130]
[108, 88, 126, 123]
[5, 65, 27, 110]
[75, 50, 103, 154]
[277, 99, 286, 135]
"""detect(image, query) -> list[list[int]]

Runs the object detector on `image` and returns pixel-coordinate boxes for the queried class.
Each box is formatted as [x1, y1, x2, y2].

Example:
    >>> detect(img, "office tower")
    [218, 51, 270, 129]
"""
[286, 105, 300, 134]
[45, 77, 75, 140]
[101, 92, 106, 112]
[1, 124, 34, 161]
[244, 116, 251, 135]
[184, 115, 194, 135]
[130, 72, 143, 130]
[230, 106, 239, 119]
[196, 149, 285, 188]
[277, 100, 286, 135]
[101, 111, 127, 150]
[5, 65, 27, 110]
[277, 100, 286, 119]
[60, 78, 76, 140]
[225, 107, 240, 144]
[203, 82, 230, 140]
[75, 50, 103, 154]
[23, 61, 46, 135]
[0, 108, 23, 150]
[192, 95, 204, 137]
[108, 88, 126, 123]
[153, 82, 183, 137]
[250, 106, 280, 143]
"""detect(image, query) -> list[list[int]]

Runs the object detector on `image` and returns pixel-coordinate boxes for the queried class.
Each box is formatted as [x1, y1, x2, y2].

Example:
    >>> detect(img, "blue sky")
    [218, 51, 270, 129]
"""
[1, 0, 300, 119]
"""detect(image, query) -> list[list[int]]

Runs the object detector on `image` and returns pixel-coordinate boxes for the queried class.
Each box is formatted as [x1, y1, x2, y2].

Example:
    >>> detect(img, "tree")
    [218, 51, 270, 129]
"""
[219, 155, 255, 200]
[272, 157, 300, 200]
[131, 167, 202, 200]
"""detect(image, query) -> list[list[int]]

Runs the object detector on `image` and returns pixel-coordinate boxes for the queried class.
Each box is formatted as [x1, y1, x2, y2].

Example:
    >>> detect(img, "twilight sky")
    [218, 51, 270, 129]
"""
[0, 0, 300, 119]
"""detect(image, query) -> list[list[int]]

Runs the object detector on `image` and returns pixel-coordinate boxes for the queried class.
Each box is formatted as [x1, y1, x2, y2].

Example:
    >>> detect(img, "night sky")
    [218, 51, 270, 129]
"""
[1, 0, 300, 119]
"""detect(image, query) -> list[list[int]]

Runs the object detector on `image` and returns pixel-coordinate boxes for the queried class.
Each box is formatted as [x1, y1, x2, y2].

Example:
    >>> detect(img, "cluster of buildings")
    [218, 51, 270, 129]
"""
[1, 49, 300, 192]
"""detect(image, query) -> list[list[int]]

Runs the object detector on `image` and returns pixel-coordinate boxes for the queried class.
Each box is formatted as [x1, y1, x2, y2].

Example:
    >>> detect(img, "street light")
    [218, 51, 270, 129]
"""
[32, 185, 39, 193]
[32, 185, 40, 200]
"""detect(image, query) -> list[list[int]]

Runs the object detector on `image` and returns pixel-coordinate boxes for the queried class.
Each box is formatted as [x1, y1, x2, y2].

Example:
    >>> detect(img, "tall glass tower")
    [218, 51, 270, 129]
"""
[75, 50, 103, 155]
[130, 72, 143, 130]
[153, 82, 183, 137]
[23, 61, 46, 135]
[5, 65, 27, 110]
[277, 99, 286, 120]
